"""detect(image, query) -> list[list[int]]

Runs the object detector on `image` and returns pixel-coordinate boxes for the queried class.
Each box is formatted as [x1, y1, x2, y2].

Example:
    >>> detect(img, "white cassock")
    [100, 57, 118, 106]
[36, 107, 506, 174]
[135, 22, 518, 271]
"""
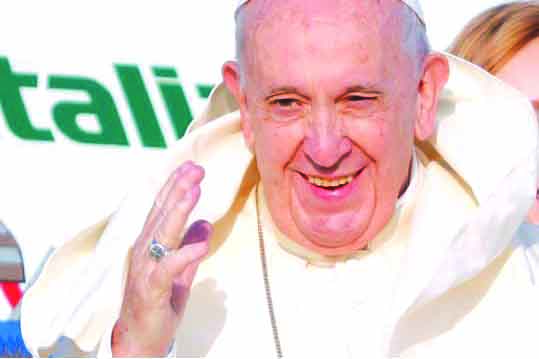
[20, 53, 539, 357]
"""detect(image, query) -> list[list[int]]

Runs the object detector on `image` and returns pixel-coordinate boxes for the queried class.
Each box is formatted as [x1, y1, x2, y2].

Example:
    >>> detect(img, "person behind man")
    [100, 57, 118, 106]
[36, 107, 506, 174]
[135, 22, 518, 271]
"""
[21, 0, 539, 357]
[450, 0, 539, 278]
[450, 1, 539, 222]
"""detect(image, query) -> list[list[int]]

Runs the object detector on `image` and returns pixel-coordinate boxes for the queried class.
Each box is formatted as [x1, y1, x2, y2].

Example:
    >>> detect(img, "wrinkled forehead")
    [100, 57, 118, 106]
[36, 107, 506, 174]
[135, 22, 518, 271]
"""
[236, 0, 417, 95]
[237, 0, 409, 72]
[239, 0, 404, 47]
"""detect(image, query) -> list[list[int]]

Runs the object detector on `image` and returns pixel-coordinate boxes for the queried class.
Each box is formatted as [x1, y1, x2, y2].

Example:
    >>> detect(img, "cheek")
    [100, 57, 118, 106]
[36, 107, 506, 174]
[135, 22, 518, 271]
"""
[345, 113, 414, 179]
[253, 120, 304, 176]
[344, 114, 396, 160]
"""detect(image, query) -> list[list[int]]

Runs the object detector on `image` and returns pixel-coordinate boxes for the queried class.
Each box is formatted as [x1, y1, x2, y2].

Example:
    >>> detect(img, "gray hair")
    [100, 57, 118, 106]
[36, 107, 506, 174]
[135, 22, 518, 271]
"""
[400, 3, 431, 75]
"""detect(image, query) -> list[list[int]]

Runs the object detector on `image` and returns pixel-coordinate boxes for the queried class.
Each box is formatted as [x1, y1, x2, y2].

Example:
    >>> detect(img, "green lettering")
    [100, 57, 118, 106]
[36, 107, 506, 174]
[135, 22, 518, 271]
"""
[115, 64, 166, 148]
[48, 75, 128, 146]
[196, 84, 214, 99]
[153, 66, 193, 140]
[0, 57, 53, 141]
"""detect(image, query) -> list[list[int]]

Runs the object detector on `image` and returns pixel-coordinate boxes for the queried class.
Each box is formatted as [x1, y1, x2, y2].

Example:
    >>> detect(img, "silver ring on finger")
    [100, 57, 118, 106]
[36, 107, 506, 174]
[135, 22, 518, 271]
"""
[149, 238, 171, 261]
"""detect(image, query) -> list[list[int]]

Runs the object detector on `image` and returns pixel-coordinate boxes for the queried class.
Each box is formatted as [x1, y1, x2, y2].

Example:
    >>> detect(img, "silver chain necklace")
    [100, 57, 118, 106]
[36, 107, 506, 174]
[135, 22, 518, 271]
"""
[255, 184, 284, 358]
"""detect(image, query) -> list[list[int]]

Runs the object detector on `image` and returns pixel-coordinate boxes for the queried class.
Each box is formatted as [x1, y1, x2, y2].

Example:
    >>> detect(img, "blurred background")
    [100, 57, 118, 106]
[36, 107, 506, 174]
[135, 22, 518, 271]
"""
[0, 0, 516, 354]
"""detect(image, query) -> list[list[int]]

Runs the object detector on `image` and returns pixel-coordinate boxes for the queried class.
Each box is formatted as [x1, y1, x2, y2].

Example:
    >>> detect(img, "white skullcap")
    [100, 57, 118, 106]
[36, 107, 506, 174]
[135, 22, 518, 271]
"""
[235, 0, 425, 25]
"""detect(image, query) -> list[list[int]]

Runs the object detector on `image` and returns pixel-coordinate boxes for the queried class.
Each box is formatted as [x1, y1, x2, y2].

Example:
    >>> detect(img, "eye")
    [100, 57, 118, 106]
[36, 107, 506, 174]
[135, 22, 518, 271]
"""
[266, 95, 306, 122]
[270, 98, 302, 108]
[339, 93, 380, 116]
[345, 94, 377, 102]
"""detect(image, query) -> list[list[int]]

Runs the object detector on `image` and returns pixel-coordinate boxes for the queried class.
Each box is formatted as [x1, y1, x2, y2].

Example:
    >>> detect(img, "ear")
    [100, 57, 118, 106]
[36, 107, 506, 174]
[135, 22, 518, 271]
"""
[414, 53, 450, 141]
[222, 61, 255, 152]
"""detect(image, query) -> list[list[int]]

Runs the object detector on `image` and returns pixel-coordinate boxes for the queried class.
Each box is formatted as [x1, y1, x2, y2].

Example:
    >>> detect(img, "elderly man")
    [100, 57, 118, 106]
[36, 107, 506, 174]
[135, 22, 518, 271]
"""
[21, 0, 539, 357]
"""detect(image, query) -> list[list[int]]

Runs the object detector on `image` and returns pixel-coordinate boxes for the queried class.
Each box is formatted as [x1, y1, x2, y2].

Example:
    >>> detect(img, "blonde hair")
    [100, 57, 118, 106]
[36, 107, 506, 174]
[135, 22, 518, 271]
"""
[449, 1, 539, 74]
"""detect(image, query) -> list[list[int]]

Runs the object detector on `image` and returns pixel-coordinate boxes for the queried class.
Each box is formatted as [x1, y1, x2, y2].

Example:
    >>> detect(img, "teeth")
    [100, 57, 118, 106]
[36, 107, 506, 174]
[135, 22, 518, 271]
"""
[308, 175, 354, 188]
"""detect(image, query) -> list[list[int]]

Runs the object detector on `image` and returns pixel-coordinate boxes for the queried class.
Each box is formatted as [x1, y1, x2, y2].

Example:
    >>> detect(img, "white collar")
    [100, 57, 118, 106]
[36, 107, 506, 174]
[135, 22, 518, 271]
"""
[397, 149, 420, 210]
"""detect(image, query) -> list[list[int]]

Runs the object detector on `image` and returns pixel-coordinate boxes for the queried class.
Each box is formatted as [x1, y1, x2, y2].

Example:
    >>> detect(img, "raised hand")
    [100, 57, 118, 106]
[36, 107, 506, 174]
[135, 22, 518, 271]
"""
[112, 161, 212, 357]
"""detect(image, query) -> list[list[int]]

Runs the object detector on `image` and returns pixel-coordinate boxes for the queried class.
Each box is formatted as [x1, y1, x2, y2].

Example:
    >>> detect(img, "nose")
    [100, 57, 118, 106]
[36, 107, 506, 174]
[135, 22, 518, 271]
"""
[303, 109, 352, 169]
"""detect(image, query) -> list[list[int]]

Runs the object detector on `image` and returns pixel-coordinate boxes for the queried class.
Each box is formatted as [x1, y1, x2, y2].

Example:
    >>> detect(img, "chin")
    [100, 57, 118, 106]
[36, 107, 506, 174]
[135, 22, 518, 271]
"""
[299, 227, 372, 257]
[288, 210, 377, 257]
[306, 237, 370, 257]
[297, 202, 398, 257]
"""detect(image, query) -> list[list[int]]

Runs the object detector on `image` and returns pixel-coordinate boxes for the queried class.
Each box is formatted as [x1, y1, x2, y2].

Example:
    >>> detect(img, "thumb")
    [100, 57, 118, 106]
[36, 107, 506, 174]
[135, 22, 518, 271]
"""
[170, 259, 204, 315]
[162, 220, 212, 280]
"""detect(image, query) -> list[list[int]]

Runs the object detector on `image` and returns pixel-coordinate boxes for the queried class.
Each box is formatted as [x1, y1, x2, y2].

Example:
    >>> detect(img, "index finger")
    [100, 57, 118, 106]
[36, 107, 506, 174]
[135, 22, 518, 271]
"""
[137, 161, 202, 246]
[145, 161, 193, 227]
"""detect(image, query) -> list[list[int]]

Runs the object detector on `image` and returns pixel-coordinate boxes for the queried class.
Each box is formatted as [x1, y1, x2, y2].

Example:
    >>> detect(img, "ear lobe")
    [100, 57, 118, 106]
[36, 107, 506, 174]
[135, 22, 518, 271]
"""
[222, 61, 255, 152]
[415, 53, 450, 141]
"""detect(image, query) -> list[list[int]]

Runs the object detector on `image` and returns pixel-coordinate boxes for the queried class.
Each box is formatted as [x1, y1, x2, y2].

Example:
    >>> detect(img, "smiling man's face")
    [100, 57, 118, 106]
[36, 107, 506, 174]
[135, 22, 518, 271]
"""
[224, 0, 447, 256]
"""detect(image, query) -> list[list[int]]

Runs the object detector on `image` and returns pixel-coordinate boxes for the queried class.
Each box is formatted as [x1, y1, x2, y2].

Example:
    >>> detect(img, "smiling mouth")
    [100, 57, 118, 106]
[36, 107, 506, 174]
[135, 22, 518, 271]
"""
[300, 168, 365, 190]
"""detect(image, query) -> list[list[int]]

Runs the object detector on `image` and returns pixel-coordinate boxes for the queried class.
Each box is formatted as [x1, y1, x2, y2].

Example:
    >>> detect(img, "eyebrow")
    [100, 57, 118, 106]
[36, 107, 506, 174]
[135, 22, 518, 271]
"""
[335, 85, 382, 101]
[343, 85, 379, 93]
[264, 84, 381, 101]
[265, 86, 306, 100]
